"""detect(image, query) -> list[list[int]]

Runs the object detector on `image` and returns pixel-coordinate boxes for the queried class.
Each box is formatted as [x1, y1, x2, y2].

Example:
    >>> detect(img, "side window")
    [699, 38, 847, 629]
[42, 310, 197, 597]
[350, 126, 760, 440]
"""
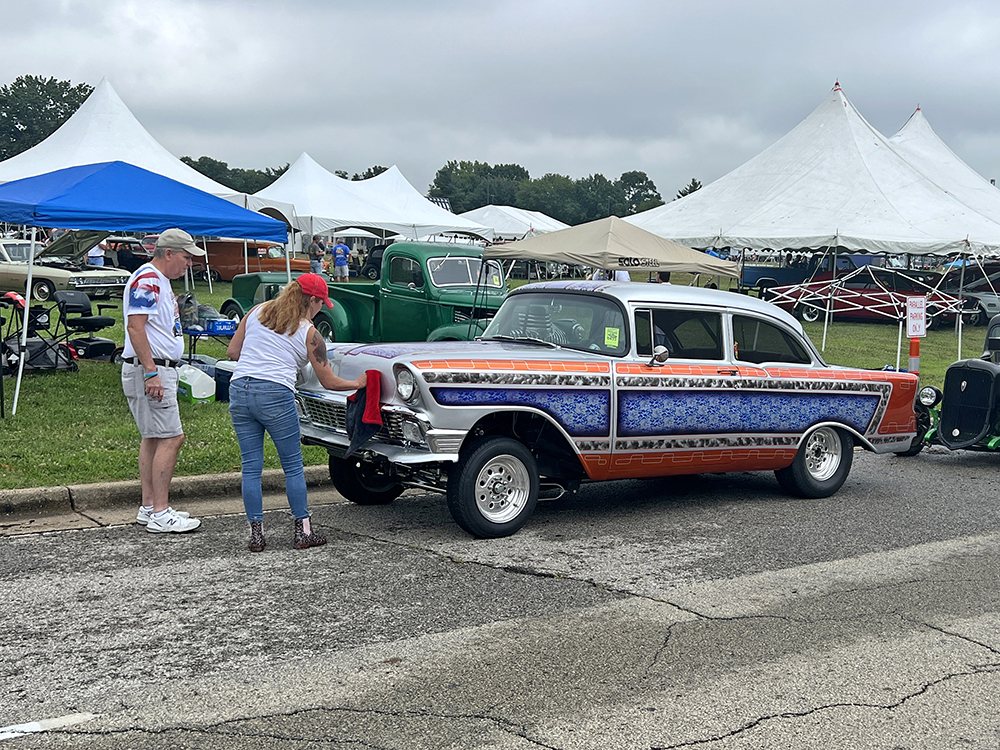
[388, 256, 424, 287]
[636, 308, 723, 360]
[732, 315, 811, 365]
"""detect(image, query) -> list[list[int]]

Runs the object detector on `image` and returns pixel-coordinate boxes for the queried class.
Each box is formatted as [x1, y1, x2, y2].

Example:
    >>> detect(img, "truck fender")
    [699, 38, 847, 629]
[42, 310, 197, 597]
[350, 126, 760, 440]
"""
[314, 304, 352, 342]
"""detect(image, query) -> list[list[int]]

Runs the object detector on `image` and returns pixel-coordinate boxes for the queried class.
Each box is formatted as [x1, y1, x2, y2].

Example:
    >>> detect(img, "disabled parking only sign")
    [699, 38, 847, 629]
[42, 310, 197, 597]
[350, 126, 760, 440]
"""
[907, 296, 927, 338]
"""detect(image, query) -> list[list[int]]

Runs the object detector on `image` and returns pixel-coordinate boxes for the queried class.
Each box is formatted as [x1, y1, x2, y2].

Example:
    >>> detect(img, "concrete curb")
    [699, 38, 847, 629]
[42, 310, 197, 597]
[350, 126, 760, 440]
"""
[0, 465, 331, 516]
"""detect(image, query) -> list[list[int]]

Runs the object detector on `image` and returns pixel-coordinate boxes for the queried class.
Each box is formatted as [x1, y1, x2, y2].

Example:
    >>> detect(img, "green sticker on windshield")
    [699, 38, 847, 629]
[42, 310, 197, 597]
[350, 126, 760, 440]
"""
[604, 327, 620, 347]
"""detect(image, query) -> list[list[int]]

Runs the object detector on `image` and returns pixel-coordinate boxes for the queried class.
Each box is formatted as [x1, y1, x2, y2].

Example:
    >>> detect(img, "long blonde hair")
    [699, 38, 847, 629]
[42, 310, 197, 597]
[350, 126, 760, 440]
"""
[256, 280, 314, 335]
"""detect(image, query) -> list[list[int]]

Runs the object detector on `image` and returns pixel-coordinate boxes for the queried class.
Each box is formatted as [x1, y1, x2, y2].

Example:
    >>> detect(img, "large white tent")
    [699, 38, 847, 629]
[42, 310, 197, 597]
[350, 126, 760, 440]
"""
[627, 83, 1000, 256]
[887, 107, 1000, 226]
[458, 205, 569, 241]
[255, 153, 493, 241]
[0, 78, 296, 226]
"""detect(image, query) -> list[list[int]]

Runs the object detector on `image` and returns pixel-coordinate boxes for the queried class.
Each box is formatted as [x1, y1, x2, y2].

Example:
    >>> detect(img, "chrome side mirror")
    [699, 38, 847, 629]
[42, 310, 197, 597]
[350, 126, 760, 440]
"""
[648, 345, 669, 366]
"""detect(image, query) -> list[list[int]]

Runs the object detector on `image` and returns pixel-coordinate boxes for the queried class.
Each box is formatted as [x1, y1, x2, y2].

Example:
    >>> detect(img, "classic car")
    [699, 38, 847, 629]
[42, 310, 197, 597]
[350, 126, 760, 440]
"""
[0, 233, 130, 302]
[765, 266, 964, 328]
[294, 281, 921, 538]
[193, 239, 310, 282]
[939, 268, 1000, 326]
[906, 314, 1000, 454]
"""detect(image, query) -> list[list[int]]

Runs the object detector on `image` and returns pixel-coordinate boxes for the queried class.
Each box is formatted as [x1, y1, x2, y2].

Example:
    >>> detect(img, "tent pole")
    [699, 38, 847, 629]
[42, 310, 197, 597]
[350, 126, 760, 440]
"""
[12, 226, 38, 416]
[244, 239, 249, 275]
[896, 319, 903, 371]
[286, 228, 293, 283]
[956, 247, 967, 361]
[203, 237, 213, 294]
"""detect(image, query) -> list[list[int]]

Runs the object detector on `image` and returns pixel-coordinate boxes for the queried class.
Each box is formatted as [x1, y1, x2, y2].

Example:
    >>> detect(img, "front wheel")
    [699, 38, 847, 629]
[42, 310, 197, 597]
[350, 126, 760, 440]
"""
[329, 456, 403, 505]
[447, 437, 539, 538]
[31, 279, 54, 302]
[365, 266, 379, 280]
[895, 404, 931, 457]
[775, 426, 853, 498]
[797, 303, 822, 323]
[968, 305, 988, 327]
[314, 315, 336, 342]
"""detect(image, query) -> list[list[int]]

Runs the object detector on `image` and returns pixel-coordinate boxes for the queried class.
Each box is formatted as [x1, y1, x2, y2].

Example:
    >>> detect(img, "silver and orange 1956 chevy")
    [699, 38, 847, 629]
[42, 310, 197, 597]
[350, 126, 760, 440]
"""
[295, 281, 920, 538]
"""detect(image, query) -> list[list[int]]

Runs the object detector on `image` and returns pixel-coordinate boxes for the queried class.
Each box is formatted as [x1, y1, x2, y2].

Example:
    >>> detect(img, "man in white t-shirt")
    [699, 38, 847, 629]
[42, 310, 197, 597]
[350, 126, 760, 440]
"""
[121, 228, 206, 534]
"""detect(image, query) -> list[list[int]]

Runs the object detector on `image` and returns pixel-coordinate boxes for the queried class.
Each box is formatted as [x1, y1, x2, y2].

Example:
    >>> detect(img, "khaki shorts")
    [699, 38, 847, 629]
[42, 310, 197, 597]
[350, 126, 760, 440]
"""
[334, 265, 349, 279]
[122, 364, 183, 439]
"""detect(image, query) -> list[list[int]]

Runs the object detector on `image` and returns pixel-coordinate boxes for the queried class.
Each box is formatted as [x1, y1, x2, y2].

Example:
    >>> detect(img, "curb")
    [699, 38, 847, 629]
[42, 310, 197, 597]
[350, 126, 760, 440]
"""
[0, 465, 331, 517]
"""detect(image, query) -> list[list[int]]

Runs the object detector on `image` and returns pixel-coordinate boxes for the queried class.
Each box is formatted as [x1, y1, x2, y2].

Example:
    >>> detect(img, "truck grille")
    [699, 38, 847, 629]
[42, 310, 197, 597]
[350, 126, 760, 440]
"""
[297, 396, 404, 442]
[939, 363, 998, 448]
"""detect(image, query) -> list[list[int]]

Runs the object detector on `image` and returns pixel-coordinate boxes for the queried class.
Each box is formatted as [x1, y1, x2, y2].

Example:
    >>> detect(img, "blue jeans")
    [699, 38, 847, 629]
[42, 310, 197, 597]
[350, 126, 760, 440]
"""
[228, 376, 308, 522]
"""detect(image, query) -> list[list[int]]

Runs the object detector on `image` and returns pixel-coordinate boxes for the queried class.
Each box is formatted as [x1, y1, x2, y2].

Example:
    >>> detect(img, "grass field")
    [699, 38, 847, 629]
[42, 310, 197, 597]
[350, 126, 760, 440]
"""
[0, 275, 982, 489]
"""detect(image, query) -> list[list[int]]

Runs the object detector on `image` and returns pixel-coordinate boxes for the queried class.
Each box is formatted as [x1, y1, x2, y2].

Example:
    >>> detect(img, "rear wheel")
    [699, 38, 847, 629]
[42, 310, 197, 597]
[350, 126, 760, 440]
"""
[968, 305, 988, 327]
[329, 456, 403, 505]
[797, 303, 822, 323]
[221, 303, 243, 322]
[365, 266, 379, 280]
[447, 437, 539, 538]
[775, 426, 853, 498]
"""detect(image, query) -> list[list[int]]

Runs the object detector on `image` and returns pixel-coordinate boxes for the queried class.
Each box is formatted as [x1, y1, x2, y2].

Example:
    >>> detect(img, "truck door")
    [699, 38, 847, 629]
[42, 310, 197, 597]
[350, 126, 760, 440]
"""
[380, 254, 431, 342]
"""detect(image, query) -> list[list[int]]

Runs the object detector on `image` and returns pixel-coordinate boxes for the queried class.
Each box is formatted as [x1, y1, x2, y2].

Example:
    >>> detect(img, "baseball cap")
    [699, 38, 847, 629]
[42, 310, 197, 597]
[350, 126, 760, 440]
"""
[296, 273, 334, 308]
[155, 228, 206, 256]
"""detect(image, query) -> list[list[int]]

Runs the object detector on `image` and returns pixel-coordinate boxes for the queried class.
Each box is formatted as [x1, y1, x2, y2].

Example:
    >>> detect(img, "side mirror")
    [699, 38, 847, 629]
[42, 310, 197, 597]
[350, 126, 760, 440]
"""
[648, 345, 669, 366]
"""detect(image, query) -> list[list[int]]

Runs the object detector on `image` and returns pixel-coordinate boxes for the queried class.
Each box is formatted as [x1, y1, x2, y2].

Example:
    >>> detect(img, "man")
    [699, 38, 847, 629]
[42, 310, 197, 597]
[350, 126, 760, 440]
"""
[332, 239, 350, 282]
[121, 228, 206, 533]
[307, 235, 326, 274]
[86, 240, 105, 266]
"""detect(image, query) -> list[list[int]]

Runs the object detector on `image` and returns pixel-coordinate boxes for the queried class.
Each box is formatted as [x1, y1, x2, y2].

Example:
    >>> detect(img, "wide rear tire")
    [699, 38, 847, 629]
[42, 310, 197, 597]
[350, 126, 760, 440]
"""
[775, 426, 853, 498]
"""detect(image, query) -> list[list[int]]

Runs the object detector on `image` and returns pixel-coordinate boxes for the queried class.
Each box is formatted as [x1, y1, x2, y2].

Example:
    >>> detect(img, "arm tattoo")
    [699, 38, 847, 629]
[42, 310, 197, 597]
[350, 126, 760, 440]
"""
[310, 331, 329, 366]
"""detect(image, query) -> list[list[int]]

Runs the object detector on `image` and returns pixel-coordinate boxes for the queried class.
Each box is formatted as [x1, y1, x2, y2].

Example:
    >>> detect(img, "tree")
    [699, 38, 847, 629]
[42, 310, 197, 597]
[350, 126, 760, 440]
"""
[351, 165, 388, 181]
[617, 170, 664, 215]
[180, 156, 288, 193]
[429, 160, 530, 214]
[576, 173, 625, 222]
[676, 178, 702, 200]
[514, 173, 585, 225]
[0, 75, 93, 160]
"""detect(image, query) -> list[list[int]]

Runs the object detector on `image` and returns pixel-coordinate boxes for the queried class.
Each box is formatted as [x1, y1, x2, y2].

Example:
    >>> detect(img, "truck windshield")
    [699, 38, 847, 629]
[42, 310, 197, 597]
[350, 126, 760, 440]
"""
[426, 256, 504, 288]
[482, 291, 629, 355]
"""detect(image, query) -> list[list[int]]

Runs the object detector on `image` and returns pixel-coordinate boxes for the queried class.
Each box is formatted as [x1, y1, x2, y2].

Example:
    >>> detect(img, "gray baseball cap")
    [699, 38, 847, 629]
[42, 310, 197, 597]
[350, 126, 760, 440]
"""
[155, 228, 206, 256]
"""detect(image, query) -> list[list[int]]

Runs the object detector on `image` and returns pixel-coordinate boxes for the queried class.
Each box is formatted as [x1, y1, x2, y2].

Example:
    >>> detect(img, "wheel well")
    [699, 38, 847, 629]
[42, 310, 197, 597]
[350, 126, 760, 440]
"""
[463, 411, 586, 480]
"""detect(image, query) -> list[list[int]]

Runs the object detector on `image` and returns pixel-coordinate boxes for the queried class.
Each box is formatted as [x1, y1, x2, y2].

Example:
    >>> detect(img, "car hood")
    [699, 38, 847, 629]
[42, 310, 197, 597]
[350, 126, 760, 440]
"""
[35, 230, 110, 262]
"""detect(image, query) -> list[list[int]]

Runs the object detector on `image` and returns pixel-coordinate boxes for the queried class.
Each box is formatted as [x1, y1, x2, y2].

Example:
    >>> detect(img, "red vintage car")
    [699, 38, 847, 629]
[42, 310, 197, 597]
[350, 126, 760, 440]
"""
[765, 266, 965, 328]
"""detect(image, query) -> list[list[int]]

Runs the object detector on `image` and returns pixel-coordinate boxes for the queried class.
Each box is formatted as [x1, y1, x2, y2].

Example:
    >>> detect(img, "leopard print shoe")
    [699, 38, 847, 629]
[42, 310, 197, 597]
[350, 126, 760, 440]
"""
[248, 521, 265, 553]
[293, 518, 327, 550]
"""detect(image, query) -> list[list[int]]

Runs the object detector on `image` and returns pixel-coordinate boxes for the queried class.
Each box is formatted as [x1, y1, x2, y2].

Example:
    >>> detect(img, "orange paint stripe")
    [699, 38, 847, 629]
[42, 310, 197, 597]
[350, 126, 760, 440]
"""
[412, 360, 610, 373]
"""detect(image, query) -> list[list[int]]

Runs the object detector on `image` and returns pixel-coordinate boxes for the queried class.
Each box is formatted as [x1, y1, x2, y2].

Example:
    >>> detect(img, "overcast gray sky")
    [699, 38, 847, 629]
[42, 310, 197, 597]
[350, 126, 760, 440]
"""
[4, 0, 1000, 199]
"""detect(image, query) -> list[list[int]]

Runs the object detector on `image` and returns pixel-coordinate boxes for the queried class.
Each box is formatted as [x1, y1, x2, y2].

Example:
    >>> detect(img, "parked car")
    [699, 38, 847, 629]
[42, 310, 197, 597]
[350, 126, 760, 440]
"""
[939, 268, 1000, 326]
[221, 242, 507, 343]
[358, 244, 388, 281]
[765, 266, 964, 328]
[906, 314, 1000, 455]
[0, 233, 130, 302]
[739, 251, 878, 294]
[192, 238, 309, 282]
[103, 236, 150, 272]
[294, 280, 921, 538]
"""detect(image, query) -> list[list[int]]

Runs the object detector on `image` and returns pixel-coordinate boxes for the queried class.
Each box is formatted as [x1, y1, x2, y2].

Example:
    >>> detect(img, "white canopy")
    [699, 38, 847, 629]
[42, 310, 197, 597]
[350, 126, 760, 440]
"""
[627, 83, 1000, 256]
[484, 216, 739, 277]
[887, 108, 1000, 227]
[331, 227, 380, 239]
[458, 205, 569, 241]
[0, 78, 297, 228]
[255, 153, 493, 241]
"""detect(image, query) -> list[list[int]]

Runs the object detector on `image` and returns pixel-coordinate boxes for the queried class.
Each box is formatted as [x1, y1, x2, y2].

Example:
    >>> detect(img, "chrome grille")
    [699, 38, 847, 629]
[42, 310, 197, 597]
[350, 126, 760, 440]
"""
[298, 395, 403, 441]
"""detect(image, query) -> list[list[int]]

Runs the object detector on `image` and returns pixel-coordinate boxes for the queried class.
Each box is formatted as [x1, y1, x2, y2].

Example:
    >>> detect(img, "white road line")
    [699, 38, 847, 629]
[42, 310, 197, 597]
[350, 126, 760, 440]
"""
[0, 713, 98, 741]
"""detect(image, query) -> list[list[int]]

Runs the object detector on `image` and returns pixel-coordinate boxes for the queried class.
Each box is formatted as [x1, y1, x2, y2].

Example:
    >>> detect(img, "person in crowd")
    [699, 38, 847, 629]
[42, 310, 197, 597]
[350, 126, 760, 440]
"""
[307, 235, 326, 274]
[86, 240, 105, 266]
[612, 269, 632, 281]
[226, 273, 366, 552]
[332, 239, 351, 282]
[122, 229, 206, 534]
[655, 271, 672, 283]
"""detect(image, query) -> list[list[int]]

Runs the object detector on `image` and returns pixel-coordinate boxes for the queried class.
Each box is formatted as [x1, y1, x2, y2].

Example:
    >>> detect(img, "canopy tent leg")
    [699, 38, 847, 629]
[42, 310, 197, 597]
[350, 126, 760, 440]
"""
[12, 227, 38, 416]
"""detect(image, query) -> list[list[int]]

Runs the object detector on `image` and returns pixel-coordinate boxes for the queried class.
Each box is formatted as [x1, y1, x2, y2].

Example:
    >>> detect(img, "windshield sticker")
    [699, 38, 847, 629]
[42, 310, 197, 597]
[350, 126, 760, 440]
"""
[492, 275, 501, 286]
[604, 327, 620, 348]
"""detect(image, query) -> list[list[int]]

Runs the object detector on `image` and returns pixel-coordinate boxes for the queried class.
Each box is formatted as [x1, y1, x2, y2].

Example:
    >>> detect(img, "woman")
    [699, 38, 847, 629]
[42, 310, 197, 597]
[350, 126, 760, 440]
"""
[226, 273, 365, 552]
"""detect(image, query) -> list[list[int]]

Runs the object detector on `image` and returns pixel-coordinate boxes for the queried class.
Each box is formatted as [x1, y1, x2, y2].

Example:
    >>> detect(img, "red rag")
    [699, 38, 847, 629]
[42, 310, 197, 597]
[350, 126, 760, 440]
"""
[362, 369, 382, 425]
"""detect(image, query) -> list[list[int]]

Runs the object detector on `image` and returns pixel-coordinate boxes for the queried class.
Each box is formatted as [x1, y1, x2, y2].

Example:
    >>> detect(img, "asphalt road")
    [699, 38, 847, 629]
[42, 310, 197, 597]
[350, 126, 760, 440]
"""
[2, 446, 999, 749]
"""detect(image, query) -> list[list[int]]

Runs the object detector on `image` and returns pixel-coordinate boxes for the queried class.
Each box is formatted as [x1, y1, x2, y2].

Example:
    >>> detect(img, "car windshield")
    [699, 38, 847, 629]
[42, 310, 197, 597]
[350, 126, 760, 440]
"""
[426, 256, 504, 288]
[482, 291, 628, 355]
[2, 242, 36, 262]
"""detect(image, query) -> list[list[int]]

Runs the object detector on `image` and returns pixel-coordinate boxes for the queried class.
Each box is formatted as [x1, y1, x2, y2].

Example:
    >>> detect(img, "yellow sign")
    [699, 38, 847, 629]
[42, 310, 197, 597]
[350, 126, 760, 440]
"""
[604, 327, 620, 347]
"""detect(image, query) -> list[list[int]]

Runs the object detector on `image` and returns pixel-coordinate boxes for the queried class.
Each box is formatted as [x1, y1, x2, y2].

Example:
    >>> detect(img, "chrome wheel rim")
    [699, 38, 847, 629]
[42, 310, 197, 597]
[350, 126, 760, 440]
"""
[474, 454, 530, 524]
[804, 427, 842, 481]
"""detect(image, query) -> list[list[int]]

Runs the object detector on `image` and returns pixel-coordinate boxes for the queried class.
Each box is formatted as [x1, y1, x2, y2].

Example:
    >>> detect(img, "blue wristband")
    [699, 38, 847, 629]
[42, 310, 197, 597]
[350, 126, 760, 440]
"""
[144, 371, 159, 380]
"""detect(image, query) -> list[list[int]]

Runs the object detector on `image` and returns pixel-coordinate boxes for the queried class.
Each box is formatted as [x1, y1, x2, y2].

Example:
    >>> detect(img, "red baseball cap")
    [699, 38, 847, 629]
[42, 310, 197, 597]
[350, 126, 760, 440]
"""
[296, 273, 334, 308]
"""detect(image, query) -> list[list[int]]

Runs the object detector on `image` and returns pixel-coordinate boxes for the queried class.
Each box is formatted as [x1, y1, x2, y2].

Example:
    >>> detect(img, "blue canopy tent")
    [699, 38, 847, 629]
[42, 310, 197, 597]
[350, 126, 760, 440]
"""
[0, 160, 290, 415]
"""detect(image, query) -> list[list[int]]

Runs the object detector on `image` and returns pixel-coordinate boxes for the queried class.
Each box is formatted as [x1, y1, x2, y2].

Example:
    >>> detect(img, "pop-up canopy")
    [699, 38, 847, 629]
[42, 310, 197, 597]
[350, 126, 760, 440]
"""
[484, 216, 738, 277]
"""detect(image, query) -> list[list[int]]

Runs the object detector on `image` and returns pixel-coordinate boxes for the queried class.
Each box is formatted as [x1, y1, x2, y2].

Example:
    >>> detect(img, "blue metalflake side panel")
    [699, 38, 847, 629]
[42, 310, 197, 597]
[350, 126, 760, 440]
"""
[617, 391, 880, 437]
[431, 388, 611, 437]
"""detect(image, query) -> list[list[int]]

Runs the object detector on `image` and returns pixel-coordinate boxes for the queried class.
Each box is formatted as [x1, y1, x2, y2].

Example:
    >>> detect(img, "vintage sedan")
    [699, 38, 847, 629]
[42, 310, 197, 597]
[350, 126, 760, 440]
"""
[295, 281, 921, 538]
[0, 235, 130, 301]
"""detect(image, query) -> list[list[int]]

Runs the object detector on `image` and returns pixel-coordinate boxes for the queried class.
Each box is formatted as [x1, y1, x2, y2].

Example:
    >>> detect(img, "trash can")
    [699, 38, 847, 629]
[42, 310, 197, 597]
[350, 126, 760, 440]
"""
[214, 360, 238, 403]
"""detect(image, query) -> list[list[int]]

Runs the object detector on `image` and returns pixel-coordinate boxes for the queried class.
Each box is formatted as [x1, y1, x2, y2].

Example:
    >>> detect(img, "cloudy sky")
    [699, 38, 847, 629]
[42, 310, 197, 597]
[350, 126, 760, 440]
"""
[5, 0, 1000, 199]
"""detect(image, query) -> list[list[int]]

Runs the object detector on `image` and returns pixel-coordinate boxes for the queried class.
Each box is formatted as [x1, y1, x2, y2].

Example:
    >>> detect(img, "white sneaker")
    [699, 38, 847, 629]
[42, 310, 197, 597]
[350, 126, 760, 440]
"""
[136, 506, 190, 526]
[146, 509, 201, 533]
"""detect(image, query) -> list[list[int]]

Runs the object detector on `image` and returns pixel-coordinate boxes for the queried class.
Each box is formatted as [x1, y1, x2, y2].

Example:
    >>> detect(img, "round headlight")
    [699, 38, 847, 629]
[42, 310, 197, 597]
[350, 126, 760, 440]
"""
[396, 367, 416, 402]
[918, 385, 942, 407]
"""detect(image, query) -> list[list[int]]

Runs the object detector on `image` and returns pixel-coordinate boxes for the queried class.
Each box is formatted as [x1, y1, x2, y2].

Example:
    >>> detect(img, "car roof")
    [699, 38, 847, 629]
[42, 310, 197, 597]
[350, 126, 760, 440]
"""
[515, 280, 803, 330]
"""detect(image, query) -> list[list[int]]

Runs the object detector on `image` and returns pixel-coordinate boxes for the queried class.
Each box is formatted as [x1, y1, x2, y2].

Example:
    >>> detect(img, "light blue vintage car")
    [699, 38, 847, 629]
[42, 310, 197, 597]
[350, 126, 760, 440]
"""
[295, 281, 920, 538]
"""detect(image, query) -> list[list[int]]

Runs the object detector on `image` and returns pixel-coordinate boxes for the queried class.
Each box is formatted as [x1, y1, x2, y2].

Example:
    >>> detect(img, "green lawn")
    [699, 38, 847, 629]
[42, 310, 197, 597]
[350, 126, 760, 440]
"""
[0, 276, 984, 489]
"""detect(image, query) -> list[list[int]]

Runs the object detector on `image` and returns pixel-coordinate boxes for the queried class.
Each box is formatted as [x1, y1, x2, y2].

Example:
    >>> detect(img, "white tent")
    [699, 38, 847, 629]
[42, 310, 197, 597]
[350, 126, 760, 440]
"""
[887, 107, 1000, 225]
[255, 153, 493, 241]
[0, 78, 297, 227]
[627, 83, 1000, 256]
[458, 205, 569, 241]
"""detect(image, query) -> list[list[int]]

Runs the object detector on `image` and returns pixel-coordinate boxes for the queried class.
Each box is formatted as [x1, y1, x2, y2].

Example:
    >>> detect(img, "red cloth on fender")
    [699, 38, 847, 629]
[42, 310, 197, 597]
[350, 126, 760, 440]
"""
[345, 370, 383, 457]
[362, 369, 381, 425]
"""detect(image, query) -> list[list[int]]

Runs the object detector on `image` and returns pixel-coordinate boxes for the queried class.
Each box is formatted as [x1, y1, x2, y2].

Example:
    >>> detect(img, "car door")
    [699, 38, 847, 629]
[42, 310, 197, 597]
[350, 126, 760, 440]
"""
[379, 254, 431, 342]
[610, 304, 758, 479]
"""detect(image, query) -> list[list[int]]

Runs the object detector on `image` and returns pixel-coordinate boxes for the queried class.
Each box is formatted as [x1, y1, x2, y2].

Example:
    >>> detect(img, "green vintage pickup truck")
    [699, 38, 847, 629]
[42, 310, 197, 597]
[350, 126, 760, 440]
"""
[220, 241, 508, 342]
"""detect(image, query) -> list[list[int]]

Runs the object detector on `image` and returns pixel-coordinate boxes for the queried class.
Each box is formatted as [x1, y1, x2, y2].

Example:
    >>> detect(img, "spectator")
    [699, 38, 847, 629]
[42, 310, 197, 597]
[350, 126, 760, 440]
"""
[307, 235, 326, 274]
[86, 240, 105, 266]
[331, 239, 350, 282]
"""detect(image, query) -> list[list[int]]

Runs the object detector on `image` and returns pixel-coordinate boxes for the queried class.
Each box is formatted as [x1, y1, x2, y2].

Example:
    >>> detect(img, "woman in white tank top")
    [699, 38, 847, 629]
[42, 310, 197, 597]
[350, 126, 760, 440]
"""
[226, 274, 365, 552]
